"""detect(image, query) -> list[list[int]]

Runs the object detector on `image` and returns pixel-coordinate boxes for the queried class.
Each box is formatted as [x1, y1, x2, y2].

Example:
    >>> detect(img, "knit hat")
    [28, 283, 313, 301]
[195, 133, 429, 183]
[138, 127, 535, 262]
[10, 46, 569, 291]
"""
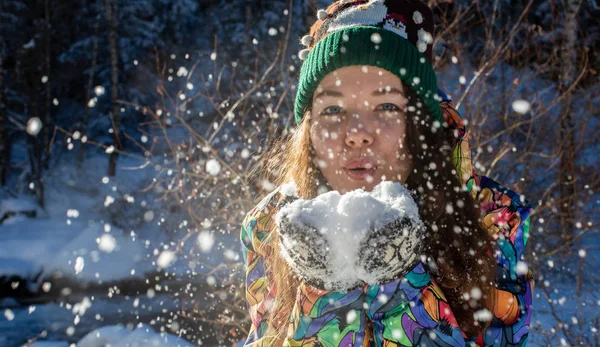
[294, 0, 441, 125]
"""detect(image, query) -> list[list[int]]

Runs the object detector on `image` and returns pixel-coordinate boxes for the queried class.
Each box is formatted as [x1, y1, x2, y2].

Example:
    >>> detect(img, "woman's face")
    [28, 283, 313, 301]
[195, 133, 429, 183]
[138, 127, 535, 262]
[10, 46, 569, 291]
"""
[309, 65, 412, 194]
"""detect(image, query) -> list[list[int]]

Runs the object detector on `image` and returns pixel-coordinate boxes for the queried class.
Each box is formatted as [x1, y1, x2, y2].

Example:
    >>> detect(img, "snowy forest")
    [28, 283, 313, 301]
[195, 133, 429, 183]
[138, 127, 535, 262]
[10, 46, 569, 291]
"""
[0, 0, 599, 346]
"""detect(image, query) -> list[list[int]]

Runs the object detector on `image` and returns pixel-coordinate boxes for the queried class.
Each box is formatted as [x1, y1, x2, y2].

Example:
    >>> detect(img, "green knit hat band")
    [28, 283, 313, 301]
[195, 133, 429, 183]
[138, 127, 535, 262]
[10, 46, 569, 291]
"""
[294, 26, 441, 125]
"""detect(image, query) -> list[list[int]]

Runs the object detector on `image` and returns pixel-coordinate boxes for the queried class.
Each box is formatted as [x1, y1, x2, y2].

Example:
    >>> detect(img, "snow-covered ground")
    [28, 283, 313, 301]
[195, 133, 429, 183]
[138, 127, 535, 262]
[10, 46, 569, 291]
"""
[1, 293, 189, 346]
[1, 156, 160, 292]
[0, 155, 240, 346]
[0, 219, 150, 289]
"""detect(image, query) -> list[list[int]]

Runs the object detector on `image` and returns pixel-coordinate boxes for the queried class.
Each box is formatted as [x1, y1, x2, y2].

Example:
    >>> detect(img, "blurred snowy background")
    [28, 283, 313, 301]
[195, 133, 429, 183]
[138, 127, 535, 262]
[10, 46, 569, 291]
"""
[0, 0, 598, 346]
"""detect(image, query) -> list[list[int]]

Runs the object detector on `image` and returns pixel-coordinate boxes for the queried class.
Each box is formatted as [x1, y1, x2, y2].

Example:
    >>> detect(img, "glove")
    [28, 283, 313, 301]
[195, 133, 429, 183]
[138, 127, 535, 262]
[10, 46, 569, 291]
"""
[276, 209, 365, 291]
[356, 215, 425, 285]
[275, 214, 332, 286]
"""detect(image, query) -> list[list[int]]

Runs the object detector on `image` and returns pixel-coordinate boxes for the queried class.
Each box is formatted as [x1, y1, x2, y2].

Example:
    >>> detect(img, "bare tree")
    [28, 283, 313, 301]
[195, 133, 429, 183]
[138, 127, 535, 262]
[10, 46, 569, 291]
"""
[42, 0, 51, 169]
[0, 35, 8, 186]
[558, 0, 581, 241]
[79, 11, 101, 166]
[306, 0, 317, 29]
[105, 0, 121, 176]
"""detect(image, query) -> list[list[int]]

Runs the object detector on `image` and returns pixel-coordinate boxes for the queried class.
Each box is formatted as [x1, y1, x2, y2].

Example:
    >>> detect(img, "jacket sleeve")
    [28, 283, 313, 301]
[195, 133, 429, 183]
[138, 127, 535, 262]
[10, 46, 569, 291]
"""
[473, 177, 534, 347]
[438, 90, 533, 346]
[240, 190, 282, 347]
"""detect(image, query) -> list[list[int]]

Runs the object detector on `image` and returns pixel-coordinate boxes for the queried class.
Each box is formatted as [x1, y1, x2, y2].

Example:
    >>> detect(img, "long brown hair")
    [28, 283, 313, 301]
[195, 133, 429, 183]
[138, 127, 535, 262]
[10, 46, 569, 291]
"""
[255, 84, 497, 345]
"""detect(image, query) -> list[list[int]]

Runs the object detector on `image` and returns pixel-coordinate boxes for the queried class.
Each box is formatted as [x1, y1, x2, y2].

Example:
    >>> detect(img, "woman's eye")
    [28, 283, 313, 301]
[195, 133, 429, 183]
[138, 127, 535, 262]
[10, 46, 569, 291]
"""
[378, 103, 400, 112]
[321, 106, 343, 115]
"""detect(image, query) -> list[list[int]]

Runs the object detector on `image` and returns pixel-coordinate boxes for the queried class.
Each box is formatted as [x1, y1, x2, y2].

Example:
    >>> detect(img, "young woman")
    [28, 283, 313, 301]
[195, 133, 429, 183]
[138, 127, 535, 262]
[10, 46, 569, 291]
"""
[240, 1, 533, 346]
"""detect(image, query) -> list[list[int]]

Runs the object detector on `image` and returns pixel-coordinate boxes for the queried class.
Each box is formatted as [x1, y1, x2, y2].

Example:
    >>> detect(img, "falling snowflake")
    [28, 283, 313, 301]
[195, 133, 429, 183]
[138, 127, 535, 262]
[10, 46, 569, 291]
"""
[27, 117, 42, 136]
[104, 196, 115, 207]
[197, 231, 214, 253]
[94, 85, 105, 96]
[346, 310, 357, 324]
[67, 209, 80, 218]
[144, 210, 154, 222]
[4, 309, 14, 321]
[515, 261, 528, 275]
[98, 234, 116, 253]
[176, 66, 188, 77]
[413, 11, 423, 24]
[206, 159, 221, 176]
[74, 257, 85, 274]
[474, 309, 493, 322]
[157, 250, 176, 269]
[512, 100, 531, 114]
[370, 33, 382, 44]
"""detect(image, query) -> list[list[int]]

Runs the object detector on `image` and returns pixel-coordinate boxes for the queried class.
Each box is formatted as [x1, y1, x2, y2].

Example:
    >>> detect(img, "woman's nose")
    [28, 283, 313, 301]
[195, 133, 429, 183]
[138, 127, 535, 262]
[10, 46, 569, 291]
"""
[344, 117, 374, 148]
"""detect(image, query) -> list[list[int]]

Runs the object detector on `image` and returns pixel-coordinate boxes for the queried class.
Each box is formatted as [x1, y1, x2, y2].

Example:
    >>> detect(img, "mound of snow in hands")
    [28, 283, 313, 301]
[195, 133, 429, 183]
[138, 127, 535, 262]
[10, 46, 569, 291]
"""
[276, 181, 424, 291]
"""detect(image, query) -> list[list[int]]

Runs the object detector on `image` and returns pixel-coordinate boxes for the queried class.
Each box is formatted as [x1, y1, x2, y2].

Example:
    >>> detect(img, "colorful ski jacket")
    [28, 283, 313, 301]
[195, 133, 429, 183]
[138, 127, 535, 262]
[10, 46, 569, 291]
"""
[240, 95, 534, 347]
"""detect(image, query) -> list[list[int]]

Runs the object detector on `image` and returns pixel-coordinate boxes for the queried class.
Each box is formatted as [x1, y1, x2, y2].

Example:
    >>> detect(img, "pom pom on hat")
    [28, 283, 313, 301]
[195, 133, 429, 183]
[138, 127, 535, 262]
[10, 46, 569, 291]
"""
[316, 9, 328, 20]
[299, 49, 310, 60]
[300, 35, 314, 47]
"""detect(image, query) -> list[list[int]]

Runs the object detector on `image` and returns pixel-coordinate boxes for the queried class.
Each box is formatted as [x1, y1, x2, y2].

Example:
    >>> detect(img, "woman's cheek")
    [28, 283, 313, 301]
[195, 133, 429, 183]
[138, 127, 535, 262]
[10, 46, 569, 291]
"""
[311, 131, 335, 159]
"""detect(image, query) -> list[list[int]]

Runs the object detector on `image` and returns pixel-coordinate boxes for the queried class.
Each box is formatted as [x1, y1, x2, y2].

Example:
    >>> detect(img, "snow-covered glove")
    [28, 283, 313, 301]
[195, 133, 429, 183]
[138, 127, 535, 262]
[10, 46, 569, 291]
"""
[275, 213, 333, 288]
[275, 192, 363, 291]
[356, 215, 425, 284]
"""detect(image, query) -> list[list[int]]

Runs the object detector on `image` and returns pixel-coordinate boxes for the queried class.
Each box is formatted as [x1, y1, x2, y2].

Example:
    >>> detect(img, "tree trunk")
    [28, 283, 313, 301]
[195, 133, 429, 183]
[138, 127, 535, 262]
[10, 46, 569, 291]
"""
[43, 0, 51, 169]
[79, 11, 101, 166]
[18, 47, 45, 207]
[0, 36, 8, 186]
[244, 0, 251, 48]
[558, 0, 581, 242]
[105, 0, 120, 176]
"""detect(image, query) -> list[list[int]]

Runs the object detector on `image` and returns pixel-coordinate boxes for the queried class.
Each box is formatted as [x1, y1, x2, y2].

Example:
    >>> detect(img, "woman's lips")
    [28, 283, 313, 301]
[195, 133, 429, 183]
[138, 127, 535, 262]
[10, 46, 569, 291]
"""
[343, 167, 377, 181]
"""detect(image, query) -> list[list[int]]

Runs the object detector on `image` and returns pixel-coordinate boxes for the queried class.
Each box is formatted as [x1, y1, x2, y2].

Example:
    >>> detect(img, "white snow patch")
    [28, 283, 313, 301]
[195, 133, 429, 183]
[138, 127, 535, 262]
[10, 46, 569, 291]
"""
[76, 323, 194, 347]
[0, 196, 44, 225]
[0, 220, 147, 285]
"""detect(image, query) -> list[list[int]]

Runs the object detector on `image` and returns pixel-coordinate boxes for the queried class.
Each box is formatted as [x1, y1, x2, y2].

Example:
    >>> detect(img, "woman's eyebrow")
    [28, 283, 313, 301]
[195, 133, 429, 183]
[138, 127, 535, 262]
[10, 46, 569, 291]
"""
[313, 87, 402, 100]
[313, 89, 343, 100]
[372, 87, 403, 96]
